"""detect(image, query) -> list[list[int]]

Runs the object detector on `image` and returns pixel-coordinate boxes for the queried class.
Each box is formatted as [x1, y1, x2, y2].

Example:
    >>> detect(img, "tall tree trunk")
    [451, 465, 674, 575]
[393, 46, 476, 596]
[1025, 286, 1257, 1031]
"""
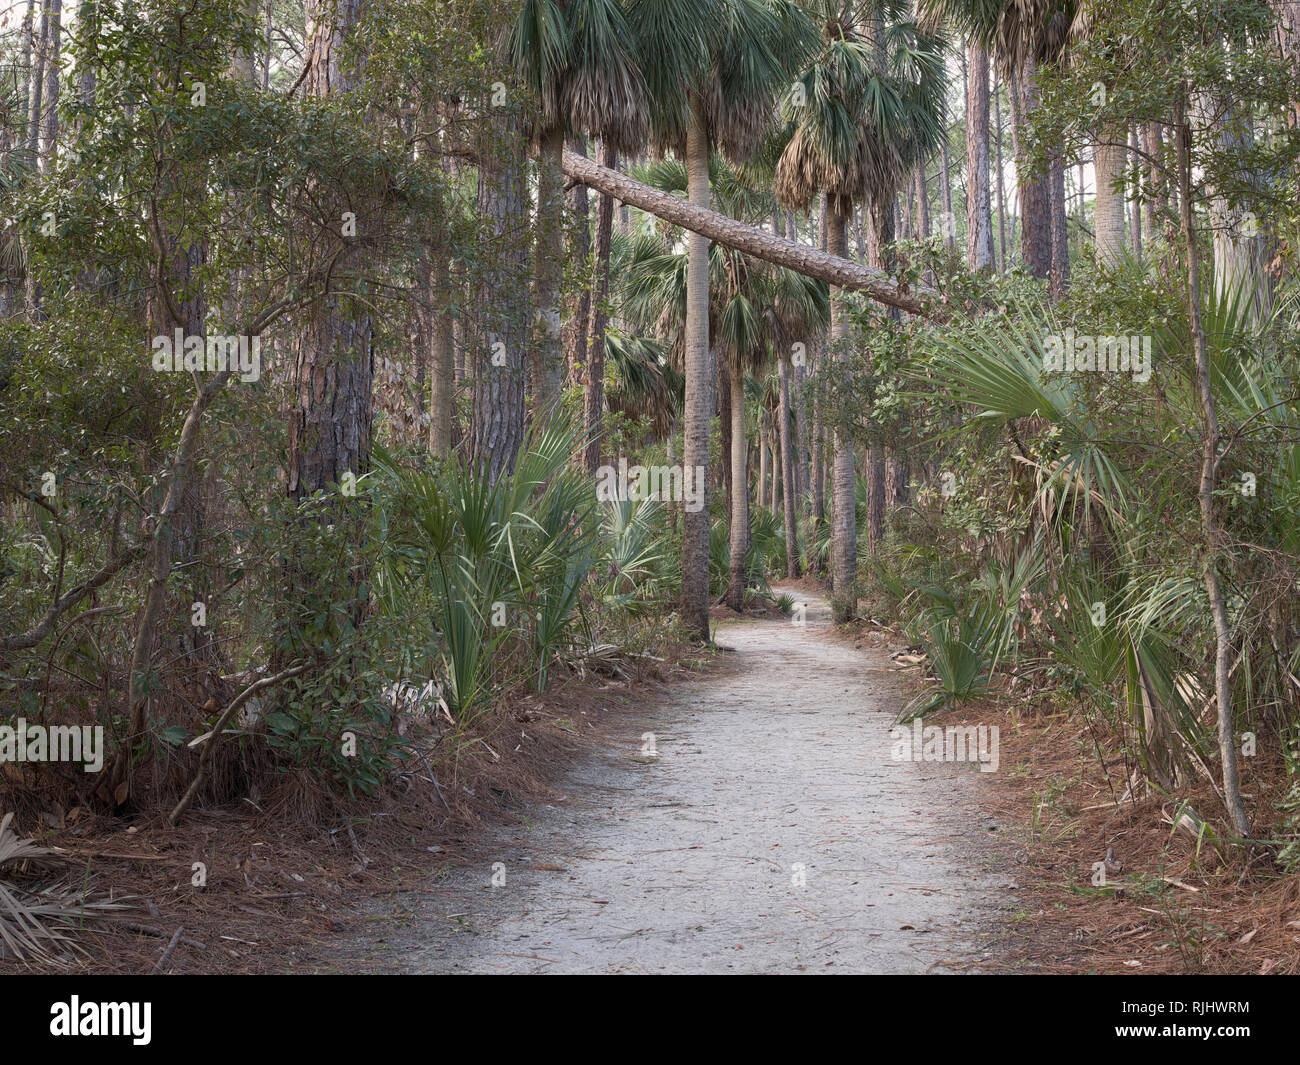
[471, 110, 529, 482]
[1176, 95, 1251, 838]
[993, 72, 1007, 271]
[811, 357, 825, 525]
[1094, 123, 1128, 265]
[1049, 149, 1069, 297]
[582, 142, 616, 472]
[1016, 61, 1052, 280]
[794, 355, 809, 513]
[26, 0, 49, 161]
[863, 196, 890, 554]
[291, 0, 374, 498]
[428, 238, 454, 454]
[532, 125, 565, 412]
[565, 138, 591, 388]
[965, 43, 994, 272]
[778, 351, 799, 579]
[1129, 125, 1143, 260]
[38, 0, 61, 169]
[827, 207, 857, 622]
[725, 369, 748, 610]
[939, 121, 954, 251]
[719, 362, 733, 519]
[1142, 121, 1161, 239]
[680, 106, 712, 641]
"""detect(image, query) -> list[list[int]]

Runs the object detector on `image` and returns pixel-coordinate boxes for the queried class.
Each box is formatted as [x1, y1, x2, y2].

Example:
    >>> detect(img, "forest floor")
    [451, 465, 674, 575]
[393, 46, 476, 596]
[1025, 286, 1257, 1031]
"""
[319, 588, 1019, 974]
[16, 584, 1284, 974]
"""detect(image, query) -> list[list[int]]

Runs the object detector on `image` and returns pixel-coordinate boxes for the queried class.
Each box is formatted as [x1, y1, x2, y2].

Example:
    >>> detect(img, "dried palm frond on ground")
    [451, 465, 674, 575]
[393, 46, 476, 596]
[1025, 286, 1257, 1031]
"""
[0, 812, 136, 964]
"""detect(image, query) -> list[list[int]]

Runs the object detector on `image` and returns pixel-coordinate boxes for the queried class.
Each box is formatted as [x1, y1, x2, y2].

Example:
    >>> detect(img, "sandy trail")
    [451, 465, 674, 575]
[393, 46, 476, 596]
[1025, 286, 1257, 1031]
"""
[379, 588, 1010, 974]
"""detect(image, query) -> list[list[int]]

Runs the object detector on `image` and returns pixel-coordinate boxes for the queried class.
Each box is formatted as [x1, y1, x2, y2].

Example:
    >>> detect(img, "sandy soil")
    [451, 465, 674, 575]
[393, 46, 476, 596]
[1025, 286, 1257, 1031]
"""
[348, 588, 1013, 974]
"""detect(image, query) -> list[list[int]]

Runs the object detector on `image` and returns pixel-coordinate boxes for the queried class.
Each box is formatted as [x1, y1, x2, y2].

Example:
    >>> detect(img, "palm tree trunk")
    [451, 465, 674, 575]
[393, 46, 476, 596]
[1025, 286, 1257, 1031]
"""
[795, 357, 809, 510]
[582, 141, 616, 472]
[719, 362, 733, 519]
[993, 72, 1007, 270]
[965, 42, 994, 272]
[770, 422, 780, 511]
[778, 351, 799, 579]
[725, 369, 748, 611]
[811, 364, 825, 524]
[565, 138, 591, 388]
[827, 207, 857, 622]
[680, 107, 712, 641]
[1094, 122, 1128, 265]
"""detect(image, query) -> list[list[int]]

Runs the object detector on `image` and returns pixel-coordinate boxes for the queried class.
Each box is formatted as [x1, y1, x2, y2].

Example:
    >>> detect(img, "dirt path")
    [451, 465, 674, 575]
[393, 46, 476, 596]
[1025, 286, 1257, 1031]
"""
[360, 589, 1011, 974]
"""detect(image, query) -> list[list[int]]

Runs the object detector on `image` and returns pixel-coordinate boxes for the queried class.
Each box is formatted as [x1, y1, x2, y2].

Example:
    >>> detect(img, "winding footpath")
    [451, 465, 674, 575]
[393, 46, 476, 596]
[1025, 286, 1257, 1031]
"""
[378, 589, 1010, 974]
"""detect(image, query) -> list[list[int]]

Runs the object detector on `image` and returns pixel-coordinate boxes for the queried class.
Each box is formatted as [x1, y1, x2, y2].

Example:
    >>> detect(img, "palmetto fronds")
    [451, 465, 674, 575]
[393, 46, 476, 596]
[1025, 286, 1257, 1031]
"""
[0, 813, 136, 964]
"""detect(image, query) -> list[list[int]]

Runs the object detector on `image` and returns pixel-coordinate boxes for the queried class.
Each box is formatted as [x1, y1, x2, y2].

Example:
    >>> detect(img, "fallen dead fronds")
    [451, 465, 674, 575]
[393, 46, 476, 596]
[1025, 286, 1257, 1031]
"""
[0, 812, 137, 965]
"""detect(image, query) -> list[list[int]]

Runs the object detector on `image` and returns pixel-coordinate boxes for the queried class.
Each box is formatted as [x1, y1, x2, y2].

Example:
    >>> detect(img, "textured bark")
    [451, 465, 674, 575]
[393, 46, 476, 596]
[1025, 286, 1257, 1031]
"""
[939, 119, 955, 251]
[582, 142, 615, 472]
[1129, 126, 1143, 260]
[428, 239, 454, 455]
[778, 351, 800, 579]
[827, 208, 857, 622]
[811, 364, 825, 524]
[1093, 123, 1128, 265]
[291, 0, 374, 498]
[1142, 122, 1162, 238]
[38, 0, 60, 168]
[1016, 63, 1052, 280]
[26, 0, 49, 160]
[680, 109, 712, 642]
[794, 357, 809, 509]
[1049, 150, 1069, 297]
[471, 111, 529, 483]
[724, 370, 748, 611]
[719, 362, 733, 517]
[564, 138, 591, 388]
[993, 73, 1007, 270]
[533, 125, 565, 411]
[289, 307, 374, 495]
[561, 148, 941, 318]
[965, 43, 993, 272]
[863, 195, 891, 556]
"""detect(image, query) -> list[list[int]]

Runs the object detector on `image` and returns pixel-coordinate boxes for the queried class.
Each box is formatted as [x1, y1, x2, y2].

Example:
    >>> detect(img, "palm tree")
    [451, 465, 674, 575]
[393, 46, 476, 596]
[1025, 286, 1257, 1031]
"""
[769, 268, 829, 578]
[626, 0, 817, 641]
[775, 0, 946, 621]
[509, 0, 648, 451]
